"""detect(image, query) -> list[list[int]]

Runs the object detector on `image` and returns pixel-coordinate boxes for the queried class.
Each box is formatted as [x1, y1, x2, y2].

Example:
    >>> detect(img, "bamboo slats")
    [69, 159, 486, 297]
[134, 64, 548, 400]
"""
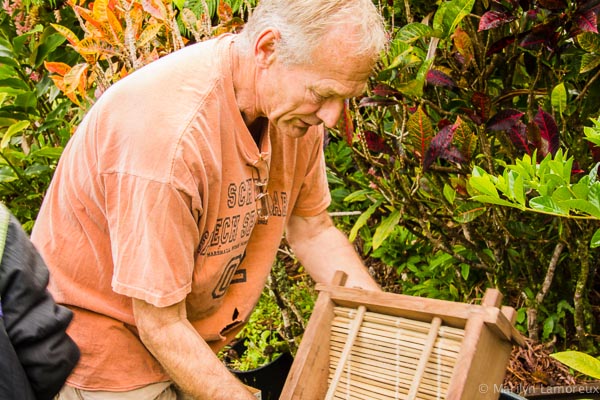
[328, 307, 464, 400]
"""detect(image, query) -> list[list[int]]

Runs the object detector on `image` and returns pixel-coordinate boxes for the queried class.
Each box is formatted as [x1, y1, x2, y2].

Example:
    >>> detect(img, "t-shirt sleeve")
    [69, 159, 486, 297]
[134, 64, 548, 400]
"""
[103, 173, 199, 307]
[291, 126, 332, 217]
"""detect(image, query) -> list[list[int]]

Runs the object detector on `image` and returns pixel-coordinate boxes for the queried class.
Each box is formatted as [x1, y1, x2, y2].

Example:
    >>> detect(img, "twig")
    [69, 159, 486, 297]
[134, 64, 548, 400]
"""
[527, 241, 564, 340]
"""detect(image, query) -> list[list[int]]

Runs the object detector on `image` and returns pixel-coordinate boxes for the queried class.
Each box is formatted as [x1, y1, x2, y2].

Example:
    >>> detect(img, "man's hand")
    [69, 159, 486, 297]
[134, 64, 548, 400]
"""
[285, 210, 381, 290]
[132, 298, 256, 400]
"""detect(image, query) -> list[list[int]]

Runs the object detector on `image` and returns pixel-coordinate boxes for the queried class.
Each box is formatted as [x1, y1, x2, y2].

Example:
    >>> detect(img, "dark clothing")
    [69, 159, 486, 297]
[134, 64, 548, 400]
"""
[0, 207, 80, 400]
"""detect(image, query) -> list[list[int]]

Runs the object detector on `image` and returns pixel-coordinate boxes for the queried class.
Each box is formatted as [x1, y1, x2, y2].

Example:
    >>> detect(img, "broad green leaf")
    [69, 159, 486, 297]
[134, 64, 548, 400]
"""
[584, 125, 600, 146]
[344, 189, 372, 203]
[471, 195, 516, 208]
[12, 25, 44, 56]
[578, 32, 600, 53]
[551, 351, 600, 379]
[460, 263, 469, 280]
[395, 59, 433, 97]
[396, 23, 433, 44]
[469, 172, 499, 197]
[348, 199, 383, 242]
[542, 318, 555, 340]
[551, 83, 567, 116]
[559, 199, 600, 218]
[453, 201, 487, 223]
[0, 78, 30, 92]
[1, 120, 30, 149]
[35, 33, 67, 69]
[530, 196, 568, 215]
[29, 146, 64, 159]
[0, 166, 17, 182]
[571, 180, 590, 199]
[589, 182, 600, 209]
[443, 183, 456, 204]
[580, 53, 600, 74]
[591, 229, 600, 249]
[433, 0, 476, 39]
[372, 210, 401, 250]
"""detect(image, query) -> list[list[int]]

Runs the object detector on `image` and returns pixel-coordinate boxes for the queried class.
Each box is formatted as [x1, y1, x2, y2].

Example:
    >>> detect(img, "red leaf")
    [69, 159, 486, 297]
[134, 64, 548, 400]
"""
[472, 92, 491, 123]
[507, 121, 531, 155]
[534, 107, 560, 156]
[426, 69, 457, 89]
[358, 97, 398, 107]
[339, 99, 354, 145]
[423, 121, 466, 171]
[372, 83, 400, 97]
[364, 130, 392, 154]
[575, 10, 598, 33]
[519, 23, 560, 50]
[478, 10, 518, 31]
[487, 109, 525, 131]
[487, 36, 517, 56]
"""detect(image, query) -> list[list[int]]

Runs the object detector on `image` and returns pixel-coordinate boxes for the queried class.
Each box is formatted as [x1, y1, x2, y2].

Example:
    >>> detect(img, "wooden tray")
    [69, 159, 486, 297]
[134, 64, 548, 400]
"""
[280, 272, 524, 400]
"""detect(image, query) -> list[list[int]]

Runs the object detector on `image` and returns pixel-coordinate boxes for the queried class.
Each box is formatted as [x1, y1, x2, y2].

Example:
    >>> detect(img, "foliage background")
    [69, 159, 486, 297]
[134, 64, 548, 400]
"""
[1, 0, 598, 371]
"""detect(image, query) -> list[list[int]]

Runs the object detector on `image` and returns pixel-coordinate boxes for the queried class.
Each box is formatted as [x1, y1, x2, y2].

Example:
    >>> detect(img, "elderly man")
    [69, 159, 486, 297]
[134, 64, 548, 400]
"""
[32, 0, 387, 398]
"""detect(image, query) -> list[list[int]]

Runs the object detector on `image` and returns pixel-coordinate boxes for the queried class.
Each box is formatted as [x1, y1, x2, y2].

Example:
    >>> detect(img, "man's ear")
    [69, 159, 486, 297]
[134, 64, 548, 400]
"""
[255, 28, 280, 67]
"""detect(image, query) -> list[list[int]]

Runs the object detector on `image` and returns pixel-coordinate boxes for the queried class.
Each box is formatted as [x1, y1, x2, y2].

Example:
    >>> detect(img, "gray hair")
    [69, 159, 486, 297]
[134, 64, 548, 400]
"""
[238, 0, 387, 66]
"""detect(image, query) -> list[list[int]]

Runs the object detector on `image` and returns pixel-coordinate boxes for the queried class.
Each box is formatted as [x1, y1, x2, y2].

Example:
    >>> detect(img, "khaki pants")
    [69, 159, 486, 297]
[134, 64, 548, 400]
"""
[55, 382, 192, 400]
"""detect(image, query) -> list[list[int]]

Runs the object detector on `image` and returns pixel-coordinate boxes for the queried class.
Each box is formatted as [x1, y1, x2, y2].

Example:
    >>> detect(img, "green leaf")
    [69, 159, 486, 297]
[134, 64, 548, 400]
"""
[471, 195, 516, 208]
[551, 83, 567, 116]
[530, 196, 568, 215]
[580, 53, 600, 74]
[344, 189, 372, 203]
[578, 32, 600, 53]
[551, 351, 600, 379]
[348, 199, 382, 242]
[590, 229, 600, 249]
[469, 167, 499, 197]
[584, 125, 600, 146]
[372, 210, 401, 250]
[1, 120, 30, 149]
[591, 229, 600, 249]
[460, 263, 469, 280]
[0, 78, 30, 92]
[443, 183, 456, 204]
[396, 23, 433, 43]
[542, 317, 555, 340]
[34, 33, 66, 69]
[453, 201, 487, 222]
[432, 0, 476, 39]
[559, 199, 600, 218]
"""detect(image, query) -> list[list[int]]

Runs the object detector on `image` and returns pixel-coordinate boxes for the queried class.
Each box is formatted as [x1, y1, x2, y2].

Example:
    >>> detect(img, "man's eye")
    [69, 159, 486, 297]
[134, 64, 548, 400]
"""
[312, 91, 327, 102]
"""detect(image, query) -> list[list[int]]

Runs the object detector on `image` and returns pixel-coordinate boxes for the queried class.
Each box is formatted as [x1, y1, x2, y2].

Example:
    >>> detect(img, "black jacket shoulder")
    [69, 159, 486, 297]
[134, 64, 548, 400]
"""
[0, 211, 80, 400]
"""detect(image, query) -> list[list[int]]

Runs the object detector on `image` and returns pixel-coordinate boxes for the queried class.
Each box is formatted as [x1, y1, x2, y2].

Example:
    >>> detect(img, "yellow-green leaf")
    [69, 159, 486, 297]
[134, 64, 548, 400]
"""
[137, 23, 162, 48]
[1, 120, 30, 149]
[50, 23, 80, 46]
[551, 83, 567, 116]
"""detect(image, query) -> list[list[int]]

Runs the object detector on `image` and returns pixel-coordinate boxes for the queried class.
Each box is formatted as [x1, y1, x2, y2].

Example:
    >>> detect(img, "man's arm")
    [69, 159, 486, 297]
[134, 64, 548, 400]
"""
[132, 298, 256, 400]
[285, 210, 380, 290]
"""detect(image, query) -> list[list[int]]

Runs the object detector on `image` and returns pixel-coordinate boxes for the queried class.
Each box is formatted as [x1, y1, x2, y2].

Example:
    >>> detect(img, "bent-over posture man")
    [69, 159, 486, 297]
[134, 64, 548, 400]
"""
[32, 0, 387, 398]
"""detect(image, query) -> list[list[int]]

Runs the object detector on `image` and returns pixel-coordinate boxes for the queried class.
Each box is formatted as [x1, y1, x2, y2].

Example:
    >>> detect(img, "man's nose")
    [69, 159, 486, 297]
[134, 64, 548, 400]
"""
[316, 99, 345, 128]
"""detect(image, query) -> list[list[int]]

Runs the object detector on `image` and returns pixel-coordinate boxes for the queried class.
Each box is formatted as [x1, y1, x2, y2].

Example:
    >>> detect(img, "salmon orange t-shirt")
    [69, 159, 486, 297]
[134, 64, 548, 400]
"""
[30, 34, 331, 391]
